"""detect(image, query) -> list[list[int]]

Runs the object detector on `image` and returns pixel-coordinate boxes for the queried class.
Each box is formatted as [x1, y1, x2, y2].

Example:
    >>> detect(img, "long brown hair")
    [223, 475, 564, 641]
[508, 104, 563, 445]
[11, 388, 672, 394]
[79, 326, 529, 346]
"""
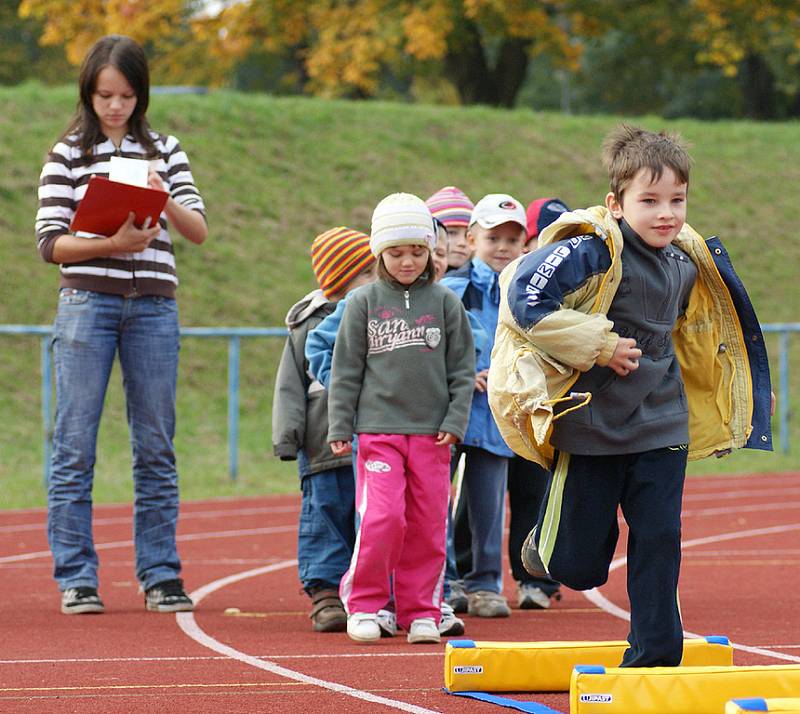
[61, 35, 157, 159]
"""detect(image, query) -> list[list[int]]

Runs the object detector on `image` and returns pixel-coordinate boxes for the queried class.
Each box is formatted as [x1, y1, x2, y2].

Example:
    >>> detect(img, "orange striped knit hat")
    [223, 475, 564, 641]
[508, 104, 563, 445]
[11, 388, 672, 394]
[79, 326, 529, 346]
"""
[311, 226, 375, 298]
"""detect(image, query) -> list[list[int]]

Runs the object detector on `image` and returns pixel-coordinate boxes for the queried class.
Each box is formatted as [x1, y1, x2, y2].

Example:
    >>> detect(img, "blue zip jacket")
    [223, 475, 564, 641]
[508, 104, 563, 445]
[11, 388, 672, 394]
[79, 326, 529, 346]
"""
[442, 257, 515, 457]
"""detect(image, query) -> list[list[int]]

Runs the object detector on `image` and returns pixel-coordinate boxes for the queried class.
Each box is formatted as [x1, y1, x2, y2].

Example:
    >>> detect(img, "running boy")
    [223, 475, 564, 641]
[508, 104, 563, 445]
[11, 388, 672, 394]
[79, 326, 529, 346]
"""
[441, 194, 528, 618]
[272, 226, 375, 632]
[489, 125, 773, 666]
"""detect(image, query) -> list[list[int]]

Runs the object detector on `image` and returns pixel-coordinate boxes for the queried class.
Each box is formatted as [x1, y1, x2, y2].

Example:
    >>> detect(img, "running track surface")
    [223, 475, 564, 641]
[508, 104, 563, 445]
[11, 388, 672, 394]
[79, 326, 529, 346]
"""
[1, 471, 798, 713]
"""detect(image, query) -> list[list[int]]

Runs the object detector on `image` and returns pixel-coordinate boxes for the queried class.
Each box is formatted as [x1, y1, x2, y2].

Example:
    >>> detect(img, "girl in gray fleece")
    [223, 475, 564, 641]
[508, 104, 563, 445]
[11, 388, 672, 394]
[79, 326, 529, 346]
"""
[328, 193, 475, 645]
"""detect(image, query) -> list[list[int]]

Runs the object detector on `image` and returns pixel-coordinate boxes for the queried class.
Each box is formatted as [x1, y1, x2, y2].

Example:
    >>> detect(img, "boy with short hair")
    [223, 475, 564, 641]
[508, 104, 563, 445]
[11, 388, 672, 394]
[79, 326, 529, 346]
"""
[272, 226, 376, 632]
[490, 125, 773, 665]
[441, 194, 528, 618]
[426, 186, 474, 271]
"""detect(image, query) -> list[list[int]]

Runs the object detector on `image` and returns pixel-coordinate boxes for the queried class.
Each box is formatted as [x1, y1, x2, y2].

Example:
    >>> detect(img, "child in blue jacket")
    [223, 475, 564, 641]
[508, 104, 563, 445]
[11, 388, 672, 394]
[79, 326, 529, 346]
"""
[441, 193, 528, 618]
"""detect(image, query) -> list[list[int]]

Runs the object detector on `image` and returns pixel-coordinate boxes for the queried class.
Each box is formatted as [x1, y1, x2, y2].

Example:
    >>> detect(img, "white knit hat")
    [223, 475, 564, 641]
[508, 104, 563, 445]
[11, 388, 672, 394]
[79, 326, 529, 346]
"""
[370, 192, 437, 256]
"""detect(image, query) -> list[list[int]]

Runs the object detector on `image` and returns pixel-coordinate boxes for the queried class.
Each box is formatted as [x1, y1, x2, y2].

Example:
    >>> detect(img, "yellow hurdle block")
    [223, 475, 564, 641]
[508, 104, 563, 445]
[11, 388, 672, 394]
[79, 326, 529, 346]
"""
[443, 636, 732, 693]
[726, 699, 800, 713]
[571, 664, 800, 714]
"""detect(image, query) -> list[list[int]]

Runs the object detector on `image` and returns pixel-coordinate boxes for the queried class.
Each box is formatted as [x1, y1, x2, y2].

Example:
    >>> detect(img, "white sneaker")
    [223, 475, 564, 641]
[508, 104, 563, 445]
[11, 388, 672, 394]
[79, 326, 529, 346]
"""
[407, 617, 441, 644]
[439, 602, 465, 637]
[347, 612, 380, 643]
[376, 608, 397, 637]
[517, 582, 552, 610]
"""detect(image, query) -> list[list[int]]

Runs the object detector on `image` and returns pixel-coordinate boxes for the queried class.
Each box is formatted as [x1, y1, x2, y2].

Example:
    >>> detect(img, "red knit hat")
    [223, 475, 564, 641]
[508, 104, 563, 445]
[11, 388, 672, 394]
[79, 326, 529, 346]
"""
[525, 198, 570, 243]
[311, 227, 375, 298]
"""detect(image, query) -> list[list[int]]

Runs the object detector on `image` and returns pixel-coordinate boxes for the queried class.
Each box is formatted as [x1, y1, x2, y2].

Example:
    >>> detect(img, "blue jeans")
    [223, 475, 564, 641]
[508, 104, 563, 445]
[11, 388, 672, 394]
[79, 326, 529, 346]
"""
[298, 465, 356, 594]
[48, 289, 182, 591]
[449, 445, 508, 593]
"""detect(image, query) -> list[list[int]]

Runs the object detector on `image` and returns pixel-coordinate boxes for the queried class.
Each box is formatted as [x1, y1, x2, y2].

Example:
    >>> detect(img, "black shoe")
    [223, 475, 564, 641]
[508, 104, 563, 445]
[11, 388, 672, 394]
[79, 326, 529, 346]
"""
[61, 586, 105, 615]
[145, 578, 194, 612]
[521, 527, 550, 579]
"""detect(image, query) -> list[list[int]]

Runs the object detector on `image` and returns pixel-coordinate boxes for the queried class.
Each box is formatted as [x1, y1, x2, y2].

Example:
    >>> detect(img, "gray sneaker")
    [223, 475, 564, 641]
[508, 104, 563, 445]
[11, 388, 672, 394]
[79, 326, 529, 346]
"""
[145, 579, 193, 613]
[61, 587, 105, 615]
[467, 590, 511, 618]
[521, 526, 550, 579]
[517, 582, 551, 610]
[447, 580, 468, 614]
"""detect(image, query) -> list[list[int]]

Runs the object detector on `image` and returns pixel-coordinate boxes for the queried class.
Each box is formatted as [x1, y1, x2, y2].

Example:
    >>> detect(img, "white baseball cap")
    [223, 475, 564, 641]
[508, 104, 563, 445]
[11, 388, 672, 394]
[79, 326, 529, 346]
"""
[470, 193, 527, 231]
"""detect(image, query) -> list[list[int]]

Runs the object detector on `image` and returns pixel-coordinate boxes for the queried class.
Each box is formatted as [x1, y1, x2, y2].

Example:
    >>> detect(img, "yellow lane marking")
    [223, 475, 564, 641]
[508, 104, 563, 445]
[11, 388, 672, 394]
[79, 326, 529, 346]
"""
[223, 609, 304, 617]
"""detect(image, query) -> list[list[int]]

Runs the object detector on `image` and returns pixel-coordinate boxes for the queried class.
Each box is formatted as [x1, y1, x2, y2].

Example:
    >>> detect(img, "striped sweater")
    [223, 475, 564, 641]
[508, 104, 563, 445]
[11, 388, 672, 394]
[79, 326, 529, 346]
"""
[35, 131, 206, 298]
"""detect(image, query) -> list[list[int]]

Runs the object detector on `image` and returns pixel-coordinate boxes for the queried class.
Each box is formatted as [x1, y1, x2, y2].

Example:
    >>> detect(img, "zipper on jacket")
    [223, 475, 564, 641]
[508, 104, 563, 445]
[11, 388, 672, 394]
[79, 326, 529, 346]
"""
[404, 289, 410, 309]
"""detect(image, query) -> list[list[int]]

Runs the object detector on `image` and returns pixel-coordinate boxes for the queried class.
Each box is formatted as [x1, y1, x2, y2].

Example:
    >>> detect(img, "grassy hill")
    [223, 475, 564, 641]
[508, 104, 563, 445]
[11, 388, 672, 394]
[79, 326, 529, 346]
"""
[1, 83, 797, 508]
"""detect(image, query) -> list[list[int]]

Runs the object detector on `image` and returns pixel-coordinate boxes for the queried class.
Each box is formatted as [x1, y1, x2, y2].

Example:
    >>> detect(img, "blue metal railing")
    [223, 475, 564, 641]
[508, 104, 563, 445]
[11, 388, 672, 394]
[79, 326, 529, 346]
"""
[1, 323, 798, 481]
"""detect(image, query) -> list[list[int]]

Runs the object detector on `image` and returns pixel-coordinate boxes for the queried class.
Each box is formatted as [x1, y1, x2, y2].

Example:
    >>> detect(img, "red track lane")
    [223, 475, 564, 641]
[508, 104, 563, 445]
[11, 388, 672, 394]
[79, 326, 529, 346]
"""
[1, 471, 798, 713]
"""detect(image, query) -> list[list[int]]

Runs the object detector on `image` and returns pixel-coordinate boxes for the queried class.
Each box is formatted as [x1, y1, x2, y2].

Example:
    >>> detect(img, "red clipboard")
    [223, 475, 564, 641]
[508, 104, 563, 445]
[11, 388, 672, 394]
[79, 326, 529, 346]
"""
[70, 176, 168, 236]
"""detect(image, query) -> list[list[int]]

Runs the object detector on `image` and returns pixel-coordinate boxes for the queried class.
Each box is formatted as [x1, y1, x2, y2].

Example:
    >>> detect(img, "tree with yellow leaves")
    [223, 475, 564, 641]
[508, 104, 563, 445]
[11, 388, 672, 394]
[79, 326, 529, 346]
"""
[18, 0, 225, 85]
[689, 0, 800, 118]
[202, 0, 604, 106]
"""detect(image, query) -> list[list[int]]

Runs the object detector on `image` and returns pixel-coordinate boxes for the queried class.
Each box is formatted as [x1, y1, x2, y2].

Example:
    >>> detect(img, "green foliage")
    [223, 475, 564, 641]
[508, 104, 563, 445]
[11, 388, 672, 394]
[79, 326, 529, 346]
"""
[0, 2, 72, 85]
[0, 85, 797, 509]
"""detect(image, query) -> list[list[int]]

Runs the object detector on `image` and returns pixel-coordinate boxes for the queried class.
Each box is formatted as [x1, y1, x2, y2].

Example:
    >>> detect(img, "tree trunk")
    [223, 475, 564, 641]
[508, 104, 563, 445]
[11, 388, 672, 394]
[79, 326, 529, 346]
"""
[444, 20, 496, 104]
[444, 21, 531, 107]
[493, 38, 531, 107]
[738, 53, 778, 120]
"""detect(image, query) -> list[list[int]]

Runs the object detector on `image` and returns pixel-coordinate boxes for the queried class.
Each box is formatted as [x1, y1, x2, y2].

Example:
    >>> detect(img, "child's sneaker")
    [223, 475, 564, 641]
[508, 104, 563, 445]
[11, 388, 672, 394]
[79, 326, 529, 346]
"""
[517, 582, 551, 610]
[144, 579, 194, 612]
[439, 602, 465, 636]
[446, 580, 468, 614]
[520, 526, 550, 579]
[467, 590, 511, 618]
[61, 587, 105, 615]
[347, 612, 381, 643]
[376, 608, 397, 637]
[407, 617, 440, 644]
[309, 588, 347, 632]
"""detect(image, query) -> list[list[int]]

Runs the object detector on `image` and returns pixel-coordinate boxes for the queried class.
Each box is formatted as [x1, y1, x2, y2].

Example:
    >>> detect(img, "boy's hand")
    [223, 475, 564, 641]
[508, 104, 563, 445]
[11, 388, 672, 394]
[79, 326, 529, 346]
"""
[474, 369, 489, 393]
[771, 391, 776, 416]
[435, 431, 458, 446]
[608, 337, 642, 377]
[330, 440, 352, 456]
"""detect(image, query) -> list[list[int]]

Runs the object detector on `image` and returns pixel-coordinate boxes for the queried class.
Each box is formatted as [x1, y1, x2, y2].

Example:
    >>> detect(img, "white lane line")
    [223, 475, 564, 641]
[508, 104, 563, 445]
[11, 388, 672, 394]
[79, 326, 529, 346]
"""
[683, 486, 800, 503]
[681, 501, 800, 517]
[0, 526, 295, 564]
[0, 652, 442, 666]
[684, 473, 800, 485]
[176, 563, 442, 714]
[0, 505, 298, 535]
[582, 522, 800, 663]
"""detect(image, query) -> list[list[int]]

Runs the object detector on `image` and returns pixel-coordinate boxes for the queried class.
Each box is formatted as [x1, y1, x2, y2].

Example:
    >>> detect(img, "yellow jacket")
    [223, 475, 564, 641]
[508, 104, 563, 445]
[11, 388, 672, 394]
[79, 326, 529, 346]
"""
[488, 206, 772, 467]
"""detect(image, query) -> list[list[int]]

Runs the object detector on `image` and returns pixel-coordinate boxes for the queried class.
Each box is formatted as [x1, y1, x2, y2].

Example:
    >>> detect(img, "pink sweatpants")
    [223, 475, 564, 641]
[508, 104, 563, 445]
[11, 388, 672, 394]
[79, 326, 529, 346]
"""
[339, 433, 451, 629]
